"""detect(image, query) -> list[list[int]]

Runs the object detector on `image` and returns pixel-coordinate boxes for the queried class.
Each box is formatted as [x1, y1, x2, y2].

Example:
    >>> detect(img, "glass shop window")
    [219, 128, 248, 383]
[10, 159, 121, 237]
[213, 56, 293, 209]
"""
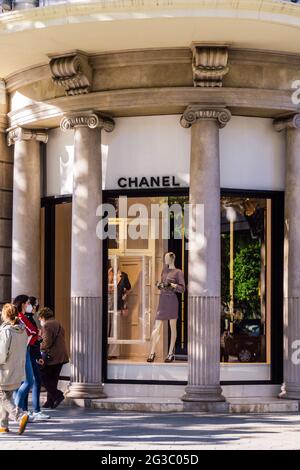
[220, 197, 272, 366]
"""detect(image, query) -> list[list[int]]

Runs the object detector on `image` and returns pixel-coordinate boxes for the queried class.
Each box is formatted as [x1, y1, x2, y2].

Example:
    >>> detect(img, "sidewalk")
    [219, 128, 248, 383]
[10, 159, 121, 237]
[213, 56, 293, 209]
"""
[1, 407, 300, 450]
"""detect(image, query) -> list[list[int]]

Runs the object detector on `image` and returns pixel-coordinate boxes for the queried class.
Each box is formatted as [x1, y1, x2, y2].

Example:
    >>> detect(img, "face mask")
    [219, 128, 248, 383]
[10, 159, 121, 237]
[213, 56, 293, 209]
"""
[26, 304, 33, 314]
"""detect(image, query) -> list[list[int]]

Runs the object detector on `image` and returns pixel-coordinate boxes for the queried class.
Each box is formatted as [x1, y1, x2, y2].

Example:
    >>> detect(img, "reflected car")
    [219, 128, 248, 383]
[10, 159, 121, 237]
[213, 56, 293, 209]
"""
[224, 320, 262, 362]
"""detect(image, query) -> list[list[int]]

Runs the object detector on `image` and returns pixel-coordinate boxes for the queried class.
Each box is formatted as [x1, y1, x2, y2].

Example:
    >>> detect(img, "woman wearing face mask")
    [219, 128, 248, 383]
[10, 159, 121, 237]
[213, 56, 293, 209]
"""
[23, 297, 50, 421]
[13, 295, 50, 421]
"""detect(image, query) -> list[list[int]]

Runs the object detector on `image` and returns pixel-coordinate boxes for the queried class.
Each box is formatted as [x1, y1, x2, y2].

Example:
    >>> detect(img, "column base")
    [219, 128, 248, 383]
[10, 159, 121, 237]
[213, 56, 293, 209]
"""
[280, 383, 300, 400]
[181, 385, 226, 403]
[182, 401, 229, 413]
[66, 382, 107, 399]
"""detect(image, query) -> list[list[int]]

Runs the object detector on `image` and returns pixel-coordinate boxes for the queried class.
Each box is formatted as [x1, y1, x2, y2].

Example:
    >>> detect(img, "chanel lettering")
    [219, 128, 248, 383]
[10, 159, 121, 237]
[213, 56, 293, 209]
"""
[117, 175, 181, 188]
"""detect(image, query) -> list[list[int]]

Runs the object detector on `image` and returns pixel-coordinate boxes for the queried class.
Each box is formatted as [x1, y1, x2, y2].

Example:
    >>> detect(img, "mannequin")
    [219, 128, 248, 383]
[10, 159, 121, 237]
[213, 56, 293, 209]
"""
[147, 252, 185, 363]
[107, 266, 131, 359]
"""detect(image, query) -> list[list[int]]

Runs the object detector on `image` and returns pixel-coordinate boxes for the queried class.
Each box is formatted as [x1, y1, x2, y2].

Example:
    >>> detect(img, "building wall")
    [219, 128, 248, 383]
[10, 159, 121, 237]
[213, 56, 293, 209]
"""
[45, 115, 285, 196]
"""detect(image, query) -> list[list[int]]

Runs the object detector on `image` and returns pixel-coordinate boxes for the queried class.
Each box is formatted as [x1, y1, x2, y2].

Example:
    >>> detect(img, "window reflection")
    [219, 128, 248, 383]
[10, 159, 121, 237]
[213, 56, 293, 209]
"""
[221, 197, 271, 364]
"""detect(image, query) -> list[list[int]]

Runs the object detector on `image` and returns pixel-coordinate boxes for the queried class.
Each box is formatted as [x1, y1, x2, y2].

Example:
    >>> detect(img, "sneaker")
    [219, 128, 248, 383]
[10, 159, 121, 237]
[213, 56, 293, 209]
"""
[27, 412, 35, 423]
[0, 427, 9, 433]
[31, 411, 51, 421]
[18, 414, 29, 435]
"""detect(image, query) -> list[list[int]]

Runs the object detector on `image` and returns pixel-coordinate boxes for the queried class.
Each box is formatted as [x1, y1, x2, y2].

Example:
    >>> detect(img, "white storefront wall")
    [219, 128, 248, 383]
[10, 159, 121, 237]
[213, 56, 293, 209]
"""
[48, 115, 285, 383]
[46, 115, 285, 196]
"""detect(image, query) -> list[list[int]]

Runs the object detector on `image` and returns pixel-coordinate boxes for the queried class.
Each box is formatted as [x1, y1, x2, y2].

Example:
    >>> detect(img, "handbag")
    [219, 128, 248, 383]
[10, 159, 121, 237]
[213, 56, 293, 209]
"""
[41, 325, 61, 365]
[40, 350, 52, 364]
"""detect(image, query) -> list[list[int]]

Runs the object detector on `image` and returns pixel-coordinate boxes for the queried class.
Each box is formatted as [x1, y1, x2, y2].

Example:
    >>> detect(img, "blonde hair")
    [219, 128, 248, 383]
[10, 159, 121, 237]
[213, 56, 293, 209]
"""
[1, 303, 19, 325]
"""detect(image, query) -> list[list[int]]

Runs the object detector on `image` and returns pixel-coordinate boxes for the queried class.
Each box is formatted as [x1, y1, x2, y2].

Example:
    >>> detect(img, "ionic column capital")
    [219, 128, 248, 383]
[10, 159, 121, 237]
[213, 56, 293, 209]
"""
[180, 105, 231, 129]
[273, 114, 300, 132]
[60, 111, 115, 132]
[7, 127, 48, 147]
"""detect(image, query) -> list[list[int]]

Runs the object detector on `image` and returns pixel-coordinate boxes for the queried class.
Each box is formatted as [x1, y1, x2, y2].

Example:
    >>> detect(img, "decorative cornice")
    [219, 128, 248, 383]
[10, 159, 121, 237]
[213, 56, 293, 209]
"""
[180, 105, 231, 129]
[60, 111, 115, 132]
[273, 114, 300, 132]
[49, 52, 92, 96]
[7, 127, 48, 146]
[191, 44, 229, 88]
[6, 88, 298, 130]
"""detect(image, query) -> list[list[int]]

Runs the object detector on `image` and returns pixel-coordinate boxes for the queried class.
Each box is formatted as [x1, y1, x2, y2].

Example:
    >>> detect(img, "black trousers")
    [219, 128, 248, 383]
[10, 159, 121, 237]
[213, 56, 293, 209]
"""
[40, 363, 64, 404]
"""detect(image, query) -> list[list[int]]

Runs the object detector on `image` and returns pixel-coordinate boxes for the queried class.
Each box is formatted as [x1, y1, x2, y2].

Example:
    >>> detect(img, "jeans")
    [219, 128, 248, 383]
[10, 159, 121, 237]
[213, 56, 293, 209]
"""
[14, 347, 41, 412]
[24, 352, 42, 413]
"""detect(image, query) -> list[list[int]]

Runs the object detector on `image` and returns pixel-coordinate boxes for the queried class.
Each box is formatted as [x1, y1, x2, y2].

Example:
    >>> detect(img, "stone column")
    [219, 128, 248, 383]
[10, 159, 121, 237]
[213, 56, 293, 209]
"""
[180, 105, 231, 408]
[61, 111, 114, 399]
[7, 127, 47, 300]
[0, 82, 12, 306]
[274, 114, 300, 400]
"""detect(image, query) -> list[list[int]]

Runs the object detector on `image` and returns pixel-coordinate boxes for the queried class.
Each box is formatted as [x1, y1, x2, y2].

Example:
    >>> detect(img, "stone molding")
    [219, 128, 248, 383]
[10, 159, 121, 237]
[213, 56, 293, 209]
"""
[49, 52, 92, 96]
[1, 1, 300, 38]
[0, 114, 7, 134]
[60, 111, 115, 132]
[273, 114, 300, 132]
[191, 44, 229, 87]
[180, 104, 231, 129]
[6, 48, 300, 95]
[7, 127, 48, 146]
[7, 88, 298, 130]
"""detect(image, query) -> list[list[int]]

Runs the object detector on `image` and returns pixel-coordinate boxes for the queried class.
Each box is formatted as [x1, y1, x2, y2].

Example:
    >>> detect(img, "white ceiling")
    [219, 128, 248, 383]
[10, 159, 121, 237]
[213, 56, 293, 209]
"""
[1, 0, 300, 78]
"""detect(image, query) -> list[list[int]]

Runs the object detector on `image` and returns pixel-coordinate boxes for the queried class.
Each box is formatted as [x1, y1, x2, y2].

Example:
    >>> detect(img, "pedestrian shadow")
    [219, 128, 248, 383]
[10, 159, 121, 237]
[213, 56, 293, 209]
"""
[1, 408, 297, 448]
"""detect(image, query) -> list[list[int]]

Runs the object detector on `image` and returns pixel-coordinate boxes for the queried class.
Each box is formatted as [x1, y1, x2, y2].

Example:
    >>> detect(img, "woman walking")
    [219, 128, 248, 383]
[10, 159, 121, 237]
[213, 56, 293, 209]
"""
[13, 295, 49, 421]
[23, 297, 50, 421]
[38, 307, 69, 409]
[0, 304, 29, 434]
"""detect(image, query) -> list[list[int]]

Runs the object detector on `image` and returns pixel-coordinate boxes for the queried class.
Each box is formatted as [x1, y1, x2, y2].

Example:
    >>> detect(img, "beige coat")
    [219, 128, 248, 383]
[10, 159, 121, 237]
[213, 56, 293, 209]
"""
[0, 322, 28, 391]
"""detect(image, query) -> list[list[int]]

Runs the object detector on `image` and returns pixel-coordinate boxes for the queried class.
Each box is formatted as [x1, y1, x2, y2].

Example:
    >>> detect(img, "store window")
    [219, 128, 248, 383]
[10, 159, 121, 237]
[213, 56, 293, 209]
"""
[103, 191, 282, 383]
[220, 196, 272, 374]
[104, 195, 188, 381]
[42, 191, 281, 383]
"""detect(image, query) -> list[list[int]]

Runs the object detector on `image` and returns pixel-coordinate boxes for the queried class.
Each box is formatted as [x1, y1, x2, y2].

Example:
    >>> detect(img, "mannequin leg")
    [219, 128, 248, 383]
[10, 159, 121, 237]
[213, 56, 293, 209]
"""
[108, 311, 120, 358]
[149, 320, 163, 355]
[168, 319, 177, 356]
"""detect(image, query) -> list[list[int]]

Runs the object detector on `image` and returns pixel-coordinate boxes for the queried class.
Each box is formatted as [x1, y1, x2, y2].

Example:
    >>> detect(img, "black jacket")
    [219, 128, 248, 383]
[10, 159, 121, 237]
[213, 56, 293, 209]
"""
[117, 272, 131, 310]
[25, 312, 42, 361]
